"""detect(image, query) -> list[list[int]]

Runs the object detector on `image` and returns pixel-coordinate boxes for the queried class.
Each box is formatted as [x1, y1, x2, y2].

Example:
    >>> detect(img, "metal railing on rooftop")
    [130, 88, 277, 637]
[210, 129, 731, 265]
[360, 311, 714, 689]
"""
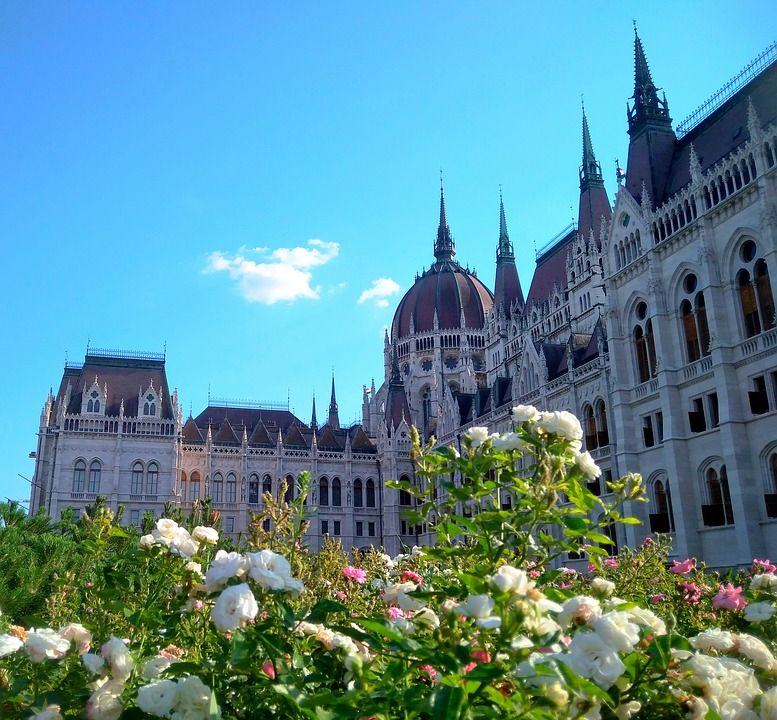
[208, 396, 289, 410]
[86, 347, 166, 361]
[676, 41, 777, 139]
[535, 222, 577, 260]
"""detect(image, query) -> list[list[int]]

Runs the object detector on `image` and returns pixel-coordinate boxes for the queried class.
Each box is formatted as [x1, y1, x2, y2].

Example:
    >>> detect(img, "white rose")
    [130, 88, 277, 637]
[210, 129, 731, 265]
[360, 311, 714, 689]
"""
[625, 606, 666, 636]
[476, 616, 502, 630]
[137, 679, 179, 717]
[458, 594, 495, 619]
[81, 652, 106, 674]
[590, 577, 615, 597]
[538, 411, 583, 441]
[30, 705, 63, 720]
[491, 432, 524, 452]
[558, 596, 602, 628]
[143, 655, 176, 679]
[412, 607, 440, 630]
[173, 676, 213, 720]
[743, 601, 776, 623]
[591, 611, 640, 653]
[466, 426, 490, 448]
[512, 405, 540, 424]
[25, 628, 71, 663]
[59, 622, 92, 653]
[0, 633, 23, 657]
[246, 549, 294, 591]
[139, 534, 156, 549]
[614, 701, 641, 720]
[204, 550, 247, 592]
[168, 526, 199, 558]
[382, 582, 425, 612]
[184, 561, 203, 576]
[155, 518, 179, 539]
[736, 633, 775, 670]
[761, 686, 777, 720]
[751, 574, 777, 592]
[86, 678, 124, 720]
[100, 637, 134, 682]
[211, 583, 259, 632]
[192, 526, 219, 545]
[690, 628, 736, 653]
[378, 553, 395, 568]
[489, 565, 530, 595]
[561, 632, 625, 689]
[575, 451, 602, 480]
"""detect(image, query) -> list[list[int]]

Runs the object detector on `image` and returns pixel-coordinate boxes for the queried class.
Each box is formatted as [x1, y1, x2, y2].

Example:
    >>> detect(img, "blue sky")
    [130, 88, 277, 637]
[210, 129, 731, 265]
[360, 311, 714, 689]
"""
[2, 2, 775, 505]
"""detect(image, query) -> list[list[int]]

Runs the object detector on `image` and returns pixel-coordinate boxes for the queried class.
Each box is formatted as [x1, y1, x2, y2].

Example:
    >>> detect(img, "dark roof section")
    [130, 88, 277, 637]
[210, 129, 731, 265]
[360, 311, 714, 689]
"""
[193, 405, 301, 433]
[525, 227, 576, 308]
[182, 416, 204, 442]
[391, 260, 494, 338]
[284, 424, 308, 448]
[494, 196, 524, 311]
[578, 109, 612, 243]
[213, 418, 239, 445]
[541, 343, 567, 381]
[351, 426, 376, 453]
[663, 60, 777, 200]
[56, 352, 174, 418]
[248, 420, 273, 446]
[317, 424, 341, 451]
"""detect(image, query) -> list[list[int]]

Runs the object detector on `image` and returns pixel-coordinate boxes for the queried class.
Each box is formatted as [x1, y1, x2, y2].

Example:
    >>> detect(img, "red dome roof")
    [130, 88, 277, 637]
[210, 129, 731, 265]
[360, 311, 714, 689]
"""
[392, 261, 494, 339]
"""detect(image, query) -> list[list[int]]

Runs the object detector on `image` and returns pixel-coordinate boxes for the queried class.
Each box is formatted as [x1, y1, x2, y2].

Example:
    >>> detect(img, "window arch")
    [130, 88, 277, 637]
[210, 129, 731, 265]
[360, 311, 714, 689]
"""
[594, 399, 609, 446]
[190, 471, 201, 501]
[225, 473, 237, 503]
[262, 474, 272, 496]
[73, 459, 86, 493]
[632, 301, 657, 383]
[212, 473, 224, 503]
[366, 478, 376, 508]
[145, 462, 158, 496]
[701, 463, 734, 527]
[332, 477, 341, 507]
[763, 450, 777, 519]
[353, 478, 363, 507]
[88, 460, 102, 494]
[86, 389, 101, 414]
[131, 461, 144, 495]
[248, 474, 260, 504]
[399, 474, 412, 506]
[319, 477, 329, 506]
[180, 470, 187, 501]
[736, 239, 775, 338]
[582, 404, 597, 450]
[678, 273, 710, 362]
[284, 475, 295, 504]
[648, 475, 675, 533]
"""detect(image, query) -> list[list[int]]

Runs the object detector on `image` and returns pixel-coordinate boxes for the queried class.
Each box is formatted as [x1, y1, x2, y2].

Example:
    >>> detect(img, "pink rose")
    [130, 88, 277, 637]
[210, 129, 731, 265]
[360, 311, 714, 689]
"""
[336, 591, 346, 600]
[679, 581, 703, 604]
[342, 566, 367, 584]
[401, 570, 423, 585]
[419, 664, 437, 682]
[670, 558, 696, 575]
[752, 558, 777, 575]
[262, 660, 276, 679]
[712, 583, 747, 611]
[650, 593, 666, 604]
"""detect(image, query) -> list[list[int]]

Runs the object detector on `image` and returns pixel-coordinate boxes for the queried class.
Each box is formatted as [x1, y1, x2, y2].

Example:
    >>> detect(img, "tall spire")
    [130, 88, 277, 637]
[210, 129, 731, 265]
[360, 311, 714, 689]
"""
[328, 374, 340, 430]
[627, 24, 672, 135]
[310, 395, 318, 431]
[494, 191, 523, 311]
[434, 173, 456, 262]
[580, 101, 603, 187]
[389, 339, 402, 386]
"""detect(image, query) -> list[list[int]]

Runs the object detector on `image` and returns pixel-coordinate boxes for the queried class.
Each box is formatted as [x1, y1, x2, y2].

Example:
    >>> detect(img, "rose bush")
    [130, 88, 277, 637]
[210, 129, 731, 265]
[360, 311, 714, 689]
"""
[1, 405, 777, 718]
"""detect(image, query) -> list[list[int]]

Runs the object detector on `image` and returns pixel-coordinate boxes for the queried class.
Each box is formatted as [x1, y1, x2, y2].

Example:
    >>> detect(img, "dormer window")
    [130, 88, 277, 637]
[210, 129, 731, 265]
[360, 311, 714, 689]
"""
[87, 390, 100, 414]
[83, 378, 106, 416]
[139, 383, 161, 418]
[143, 393, 156, 416]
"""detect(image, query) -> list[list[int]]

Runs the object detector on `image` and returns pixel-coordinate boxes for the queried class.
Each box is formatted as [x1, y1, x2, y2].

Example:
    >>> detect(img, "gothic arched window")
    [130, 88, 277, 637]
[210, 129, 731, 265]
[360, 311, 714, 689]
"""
[633, 301, 657, 383]
[595, 399, 609, 446]
[766, 453, 777, 519]
[190, 471, 201, 501]
[145, 462, 158, 496]
[366, 478, 376, 508]
[649, 476, 675, 533]
[737, 239, 775, 338]
[582, 404, 597, 450]
[73, 460, 86, 493]
[86, 390, 100, 413]
[284, 475, 295, 504]
[248, 474, 260, 504]
[319, 477, 329, 506]
[88, 460, 102, 494]
[212, 473, 223, 503]
[353, 479, 363, 507]
[131, 462, 144, 495]
[225, 473, 237, 503]
[702, 464, 734, 527]
[262, 474, 272, 496]
[332, 477, 341, 507]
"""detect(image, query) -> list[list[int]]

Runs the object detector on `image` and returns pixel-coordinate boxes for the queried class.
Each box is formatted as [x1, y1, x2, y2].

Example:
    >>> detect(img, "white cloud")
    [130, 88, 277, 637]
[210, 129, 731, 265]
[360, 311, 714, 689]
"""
[358, 277, 400, 308]
[205, 239, 339, 304]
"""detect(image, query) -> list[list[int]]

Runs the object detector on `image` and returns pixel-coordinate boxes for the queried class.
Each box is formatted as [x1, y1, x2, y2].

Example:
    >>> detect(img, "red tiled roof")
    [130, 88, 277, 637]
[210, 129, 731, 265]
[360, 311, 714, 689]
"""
[525, 230, 576, 308]
[193, 406, 302, 433]
[182, 416, 204, 442]
[248, 420, 273, 446]
[56, 354, 174, 418]
[317, 425, 341, 450]
[351, 426, 376, 452]
[284, 424, 308, 448]
[213, 418, 239, 445]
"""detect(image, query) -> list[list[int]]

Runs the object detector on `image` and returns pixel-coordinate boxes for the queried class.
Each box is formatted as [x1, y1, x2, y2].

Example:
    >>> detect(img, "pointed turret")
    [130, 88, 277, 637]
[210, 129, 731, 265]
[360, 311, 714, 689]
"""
[577, 106, 612, 244]
[493, 192, 524, 311]
[385, 340, 411, 431]
[625, 26, 676, 206]
[310, 395, 318, 431]
[328, 375, 340, 430]
[434, 178, 456, 263]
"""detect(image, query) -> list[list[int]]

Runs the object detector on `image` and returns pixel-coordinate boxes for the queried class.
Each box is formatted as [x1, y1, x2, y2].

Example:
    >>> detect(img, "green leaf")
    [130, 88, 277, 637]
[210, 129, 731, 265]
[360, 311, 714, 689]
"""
[433, 684, 465, 720]
[230, 630, 259, 666]
[305, 599, 348, 624]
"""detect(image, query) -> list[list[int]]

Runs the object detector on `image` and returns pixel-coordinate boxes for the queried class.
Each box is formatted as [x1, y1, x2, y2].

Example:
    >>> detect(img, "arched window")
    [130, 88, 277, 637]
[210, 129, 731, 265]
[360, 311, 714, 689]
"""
[632, 301, 657, 383]
[332, 477, 341, 506]
[212, 473, 223, 503]
[142, 393, 156, 416]
[86, 390, 100, 413]
[366, 478, 376, 508]
[634, 326, 650, 383]
[595, 399, 609, 446]
[284, 475, 294, 504]
[131, 462, 144, 495]
[73, 460, 86, 493]
[681, 299, 700, 361]
[766, 453, 777, 519]
[353, 479, 363, 507]
[180, 471, 187, 501]
[737, 239, 775, 338]
[649, 477, 675, 533]
[190, 471, 201, 501]
[583, 404, 597, 450]
[88, 460, 102, 494]
[146, 462, 158, 496]
[262, 474, 272, 496]
[248, 474, 260, 504]
[702, 465, 734, 527]
[225, 473, 237, 503]
[679, 274, 710, 362]
[399, 475, 411, 506]
[319, 477, 329, 506]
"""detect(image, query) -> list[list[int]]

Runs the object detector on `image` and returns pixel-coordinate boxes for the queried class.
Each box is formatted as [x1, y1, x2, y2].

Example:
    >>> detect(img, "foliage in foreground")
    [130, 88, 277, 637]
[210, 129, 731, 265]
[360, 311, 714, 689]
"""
[2, 406, 777, 719]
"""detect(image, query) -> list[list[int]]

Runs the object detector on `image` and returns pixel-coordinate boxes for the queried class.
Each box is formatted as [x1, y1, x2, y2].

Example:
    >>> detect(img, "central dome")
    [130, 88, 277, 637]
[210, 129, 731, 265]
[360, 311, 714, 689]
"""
[391, 260, 494, 339]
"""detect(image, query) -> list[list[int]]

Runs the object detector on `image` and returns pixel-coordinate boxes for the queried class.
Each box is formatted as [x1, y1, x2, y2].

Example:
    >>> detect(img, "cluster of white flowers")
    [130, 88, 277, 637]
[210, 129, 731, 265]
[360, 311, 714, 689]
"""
[0, 623, 93, 664]
[139, 519, 219, 559]
[136, 675, 216, 720]
[203, 548, 303, 595]
[294, 621, 371, 682]
[463, 405, 602, 481]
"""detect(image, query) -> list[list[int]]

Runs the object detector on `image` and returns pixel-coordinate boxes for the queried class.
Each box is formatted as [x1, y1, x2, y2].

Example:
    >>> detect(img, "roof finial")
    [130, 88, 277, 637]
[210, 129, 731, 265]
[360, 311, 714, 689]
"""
[628, 24, 671, 133]
[434, 173, 455, 263]
[580, 101, 602, 186]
